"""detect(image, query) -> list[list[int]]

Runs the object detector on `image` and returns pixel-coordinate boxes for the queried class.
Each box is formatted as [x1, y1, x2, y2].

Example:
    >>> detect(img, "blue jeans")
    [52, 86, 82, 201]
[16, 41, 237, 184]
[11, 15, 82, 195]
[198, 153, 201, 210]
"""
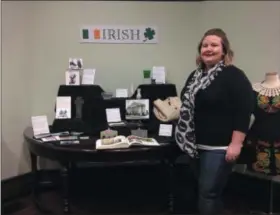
[192, 150, 233, 215]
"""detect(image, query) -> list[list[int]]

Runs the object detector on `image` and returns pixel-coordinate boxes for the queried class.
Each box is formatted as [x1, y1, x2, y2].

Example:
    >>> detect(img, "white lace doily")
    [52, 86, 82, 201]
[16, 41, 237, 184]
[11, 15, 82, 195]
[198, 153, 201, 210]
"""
[252, 82, 280, 97]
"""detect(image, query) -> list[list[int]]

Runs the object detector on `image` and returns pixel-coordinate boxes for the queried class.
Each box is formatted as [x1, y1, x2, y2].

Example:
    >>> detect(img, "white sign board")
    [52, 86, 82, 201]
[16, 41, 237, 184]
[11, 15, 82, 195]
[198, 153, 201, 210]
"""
[80, 25, 158, 44]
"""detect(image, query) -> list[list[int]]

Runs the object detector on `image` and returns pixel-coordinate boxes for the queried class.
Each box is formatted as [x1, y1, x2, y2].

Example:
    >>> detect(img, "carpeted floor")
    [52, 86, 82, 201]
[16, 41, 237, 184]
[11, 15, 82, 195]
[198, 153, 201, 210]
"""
[2, 165, 277, 215]
[1, 192, 250, 215]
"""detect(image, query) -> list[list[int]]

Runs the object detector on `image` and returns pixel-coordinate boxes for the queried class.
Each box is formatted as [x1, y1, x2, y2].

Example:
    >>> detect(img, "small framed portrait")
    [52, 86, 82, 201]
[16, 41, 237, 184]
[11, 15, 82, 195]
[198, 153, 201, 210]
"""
[125, 99, 150, 120]
[69, 58, 83, 70]
[65, 71, 80, 85]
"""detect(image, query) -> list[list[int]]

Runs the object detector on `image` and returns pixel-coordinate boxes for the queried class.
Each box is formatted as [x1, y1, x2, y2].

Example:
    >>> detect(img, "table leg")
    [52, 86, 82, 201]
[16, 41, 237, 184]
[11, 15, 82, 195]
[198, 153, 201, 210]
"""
[61, 163, 70, 213]
[163, 159, 174, 214]
[30, 152, 51, 213]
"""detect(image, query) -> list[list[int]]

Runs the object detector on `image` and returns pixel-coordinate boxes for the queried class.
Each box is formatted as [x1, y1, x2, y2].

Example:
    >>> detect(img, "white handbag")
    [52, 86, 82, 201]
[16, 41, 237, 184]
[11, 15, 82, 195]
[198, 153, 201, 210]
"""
[153, 97, 182, 122]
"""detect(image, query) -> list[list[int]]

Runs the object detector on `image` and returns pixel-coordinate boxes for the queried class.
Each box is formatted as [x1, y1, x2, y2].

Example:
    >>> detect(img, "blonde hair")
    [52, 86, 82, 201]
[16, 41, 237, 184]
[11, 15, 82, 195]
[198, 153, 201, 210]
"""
[196, 28, 234, 66]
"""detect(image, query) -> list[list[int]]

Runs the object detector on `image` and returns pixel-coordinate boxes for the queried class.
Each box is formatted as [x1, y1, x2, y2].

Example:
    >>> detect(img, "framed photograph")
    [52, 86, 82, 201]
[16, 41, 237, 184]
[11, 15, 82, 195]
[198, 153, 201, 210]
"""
[69, 58, 83, 70]
[125, 99, 149, 120]
[65, 71, 80, 85]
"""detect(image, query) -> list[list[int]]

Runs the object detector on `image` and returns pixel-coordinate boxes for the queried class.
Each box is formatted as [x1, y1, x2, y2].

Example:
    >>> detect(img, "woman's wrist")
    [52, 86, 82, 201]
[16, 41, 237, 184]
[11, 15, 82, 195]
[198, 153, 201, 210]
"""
[231, 130, 246, 148]
[229, 141, 243, 148]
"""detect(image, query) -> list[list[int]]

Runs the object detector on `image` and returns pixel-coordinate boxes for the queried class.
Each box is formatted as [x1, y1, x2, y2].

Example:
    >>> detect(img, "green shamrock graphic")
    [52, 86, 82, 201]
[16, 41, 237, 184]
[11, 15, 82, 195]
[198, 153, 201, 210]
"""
[143, 27, 155, 42]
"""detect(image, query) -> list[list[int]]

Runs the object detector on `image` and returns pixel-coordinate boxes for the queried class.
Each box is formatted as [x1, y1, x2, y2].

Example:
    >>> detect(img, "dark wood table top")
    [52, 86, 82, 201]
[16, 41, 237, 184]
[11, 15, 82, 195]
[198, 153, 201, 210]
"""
[24, 127, 179, 163]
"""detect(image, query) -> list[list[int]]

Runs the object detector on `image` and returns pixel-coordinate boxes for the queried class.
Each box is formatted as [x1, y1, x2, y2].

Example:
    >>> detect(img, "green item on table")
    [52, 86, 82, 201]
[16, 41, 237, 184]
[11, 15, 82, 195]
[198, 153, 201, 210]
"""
[143, 70, 151, 79]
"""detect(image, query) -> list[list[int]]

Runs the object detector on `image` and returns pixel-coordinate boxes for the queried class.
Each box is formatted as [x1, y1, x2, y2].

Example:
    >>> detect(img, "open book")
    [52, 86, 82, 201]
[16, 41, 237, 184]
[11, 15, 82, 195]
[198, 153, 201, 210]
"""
[96, 135, 160, 150]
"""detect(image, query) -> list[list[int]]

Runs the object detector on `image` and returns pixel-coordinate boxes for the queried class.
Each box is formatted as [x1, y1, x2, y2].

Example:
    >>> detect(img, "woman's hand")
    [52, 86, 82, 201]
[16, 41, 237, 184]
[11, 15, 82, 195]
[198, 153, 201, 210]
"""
[226, 142, 242, 162]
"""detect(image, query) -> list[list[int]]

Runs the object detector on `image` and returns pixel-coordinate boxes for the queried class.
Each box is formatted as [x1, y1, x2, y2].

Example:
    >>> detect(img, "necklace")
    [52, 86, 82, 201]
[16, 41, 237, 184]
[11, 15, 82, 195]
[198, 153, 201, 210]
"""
[253, 82, 280, 97]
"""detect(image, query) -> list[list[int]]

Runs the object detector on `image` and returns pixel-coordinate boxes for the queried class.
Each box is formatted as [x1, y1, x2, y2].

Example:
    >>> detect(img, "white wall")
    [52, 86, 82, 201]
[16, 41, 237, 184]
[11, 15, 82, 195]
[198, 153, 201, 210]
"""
[28, 1, 199, 118]
[1, 1, 199, 179]
[199, 1, 280, 82]
[1, 1, 280, 180]
[2, 2, 34, 179]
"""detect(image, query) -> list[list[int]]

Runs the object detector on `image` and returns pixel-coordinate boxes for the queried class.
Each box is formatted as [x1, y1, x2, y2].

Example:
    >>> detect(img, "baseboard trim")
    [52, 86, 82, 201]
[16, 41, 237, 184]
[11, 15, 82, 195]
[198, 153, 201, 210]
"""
[1, 169, 60, 202]
[1, 172, 33, 202]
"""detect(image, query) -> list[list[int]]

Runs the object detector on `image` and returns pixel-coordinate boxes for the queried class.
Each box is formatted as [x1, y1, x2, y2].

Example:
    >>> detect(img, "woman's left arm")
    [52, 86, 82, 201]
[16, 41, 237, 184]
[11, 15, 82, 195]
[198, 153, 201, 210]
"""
[228, 68, 255, 147]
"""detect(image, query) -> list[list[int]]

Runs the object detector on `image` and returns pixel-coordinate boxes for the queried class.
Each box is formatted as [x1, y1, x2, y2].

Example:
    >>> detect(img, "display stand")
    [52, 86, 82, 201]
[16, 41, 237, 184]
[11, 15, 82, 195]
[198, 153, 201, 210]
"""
[249, 178, 280, 215]
[131, 126, 148, 138]
[52, 84, 178, 135]
[234, 166, 280, 215]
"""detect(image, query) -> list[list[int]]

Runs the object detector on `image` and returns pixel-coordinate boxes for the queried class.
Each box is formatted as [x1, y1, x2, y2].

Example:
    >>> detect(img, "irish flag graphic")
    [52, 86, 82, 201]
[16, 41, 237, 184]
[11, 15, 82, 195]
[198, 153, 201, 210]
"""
[82, 27, 101, 40]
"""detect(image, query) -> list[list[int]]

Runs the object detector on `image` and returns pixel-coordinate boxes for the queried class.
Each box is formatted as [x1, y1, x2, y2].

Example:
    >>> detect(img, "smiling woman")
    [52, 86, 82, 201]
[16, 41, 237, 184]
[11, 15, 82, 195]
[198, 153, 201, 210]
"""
[196, 28, 234, 69]
[175, 28, 254, 215]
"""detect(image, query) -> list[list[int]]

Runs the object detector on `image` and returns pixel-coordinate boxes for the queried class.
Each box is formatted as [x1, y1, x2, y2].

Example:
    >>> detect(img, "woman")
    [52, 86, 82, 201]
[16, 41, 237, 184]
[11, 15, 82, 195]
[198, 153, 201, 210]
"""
[175, 28, 254, 215]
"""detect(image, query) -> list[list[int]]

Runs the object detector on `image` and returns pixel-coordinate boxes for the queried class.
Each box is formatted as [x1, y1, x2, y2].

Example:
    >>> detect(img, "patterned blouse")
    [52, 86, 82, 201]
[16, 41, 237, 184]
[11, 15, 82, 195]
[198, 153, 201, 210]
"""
[246, 90, 280, 175]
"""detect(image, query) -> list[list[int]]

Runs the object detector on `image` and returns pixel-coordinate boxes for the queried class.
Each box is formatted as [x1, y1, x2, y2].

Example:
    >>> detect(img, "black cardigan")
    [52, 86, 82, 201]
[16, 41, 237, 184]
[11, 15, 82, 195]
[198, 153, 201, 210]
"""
[180, 65, 254, 147]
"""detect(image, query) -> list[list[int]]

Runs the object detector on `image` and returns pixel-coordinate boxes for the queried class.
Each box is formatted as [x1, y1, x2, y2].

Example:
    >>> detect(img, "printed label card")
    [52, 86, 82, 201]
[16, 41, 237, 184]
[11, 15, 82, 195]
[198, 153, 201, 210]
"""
[159, 124, 173, 137]
[152, 66, 166, 84]
[31, 115, 50, 138]
[116, 88, 128, 98]
[82, 68, 95, 85]
[55, 97, 71, 119]
[105, 108, 121, 123]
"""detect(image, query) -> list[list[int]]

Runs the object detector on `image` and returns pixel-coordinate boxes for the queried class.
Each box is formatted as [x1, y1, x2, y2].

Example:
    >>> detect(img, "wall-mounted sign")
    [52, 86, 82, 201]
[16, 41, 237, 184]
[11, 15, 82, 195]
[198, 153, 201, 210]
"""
[80, 25, 158, 44]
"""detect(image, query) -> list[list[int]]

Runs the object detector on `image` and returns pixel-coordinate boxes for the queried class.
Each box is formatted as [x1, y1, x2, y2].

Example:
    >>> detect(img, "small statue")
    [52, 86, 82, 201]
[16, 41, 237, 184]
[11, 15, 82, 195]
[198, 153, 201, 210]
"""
[75, 97, 84, 119]
[100, 129, 118, 139]
[136, 88, 142, 99]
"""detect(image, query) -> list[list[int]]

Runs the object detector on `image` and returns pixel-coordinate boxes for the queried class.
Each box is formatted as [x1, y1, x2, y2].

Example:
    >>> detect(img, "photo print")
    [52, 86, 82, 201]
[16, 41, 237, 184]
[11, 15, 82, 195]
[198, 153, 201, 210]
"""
[58, 109, 68, 118]
[69, 73, 77, 84]
[65, 70, 80, 86]
[125, 99, 149, 120]
[69, 58, 83, 70]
